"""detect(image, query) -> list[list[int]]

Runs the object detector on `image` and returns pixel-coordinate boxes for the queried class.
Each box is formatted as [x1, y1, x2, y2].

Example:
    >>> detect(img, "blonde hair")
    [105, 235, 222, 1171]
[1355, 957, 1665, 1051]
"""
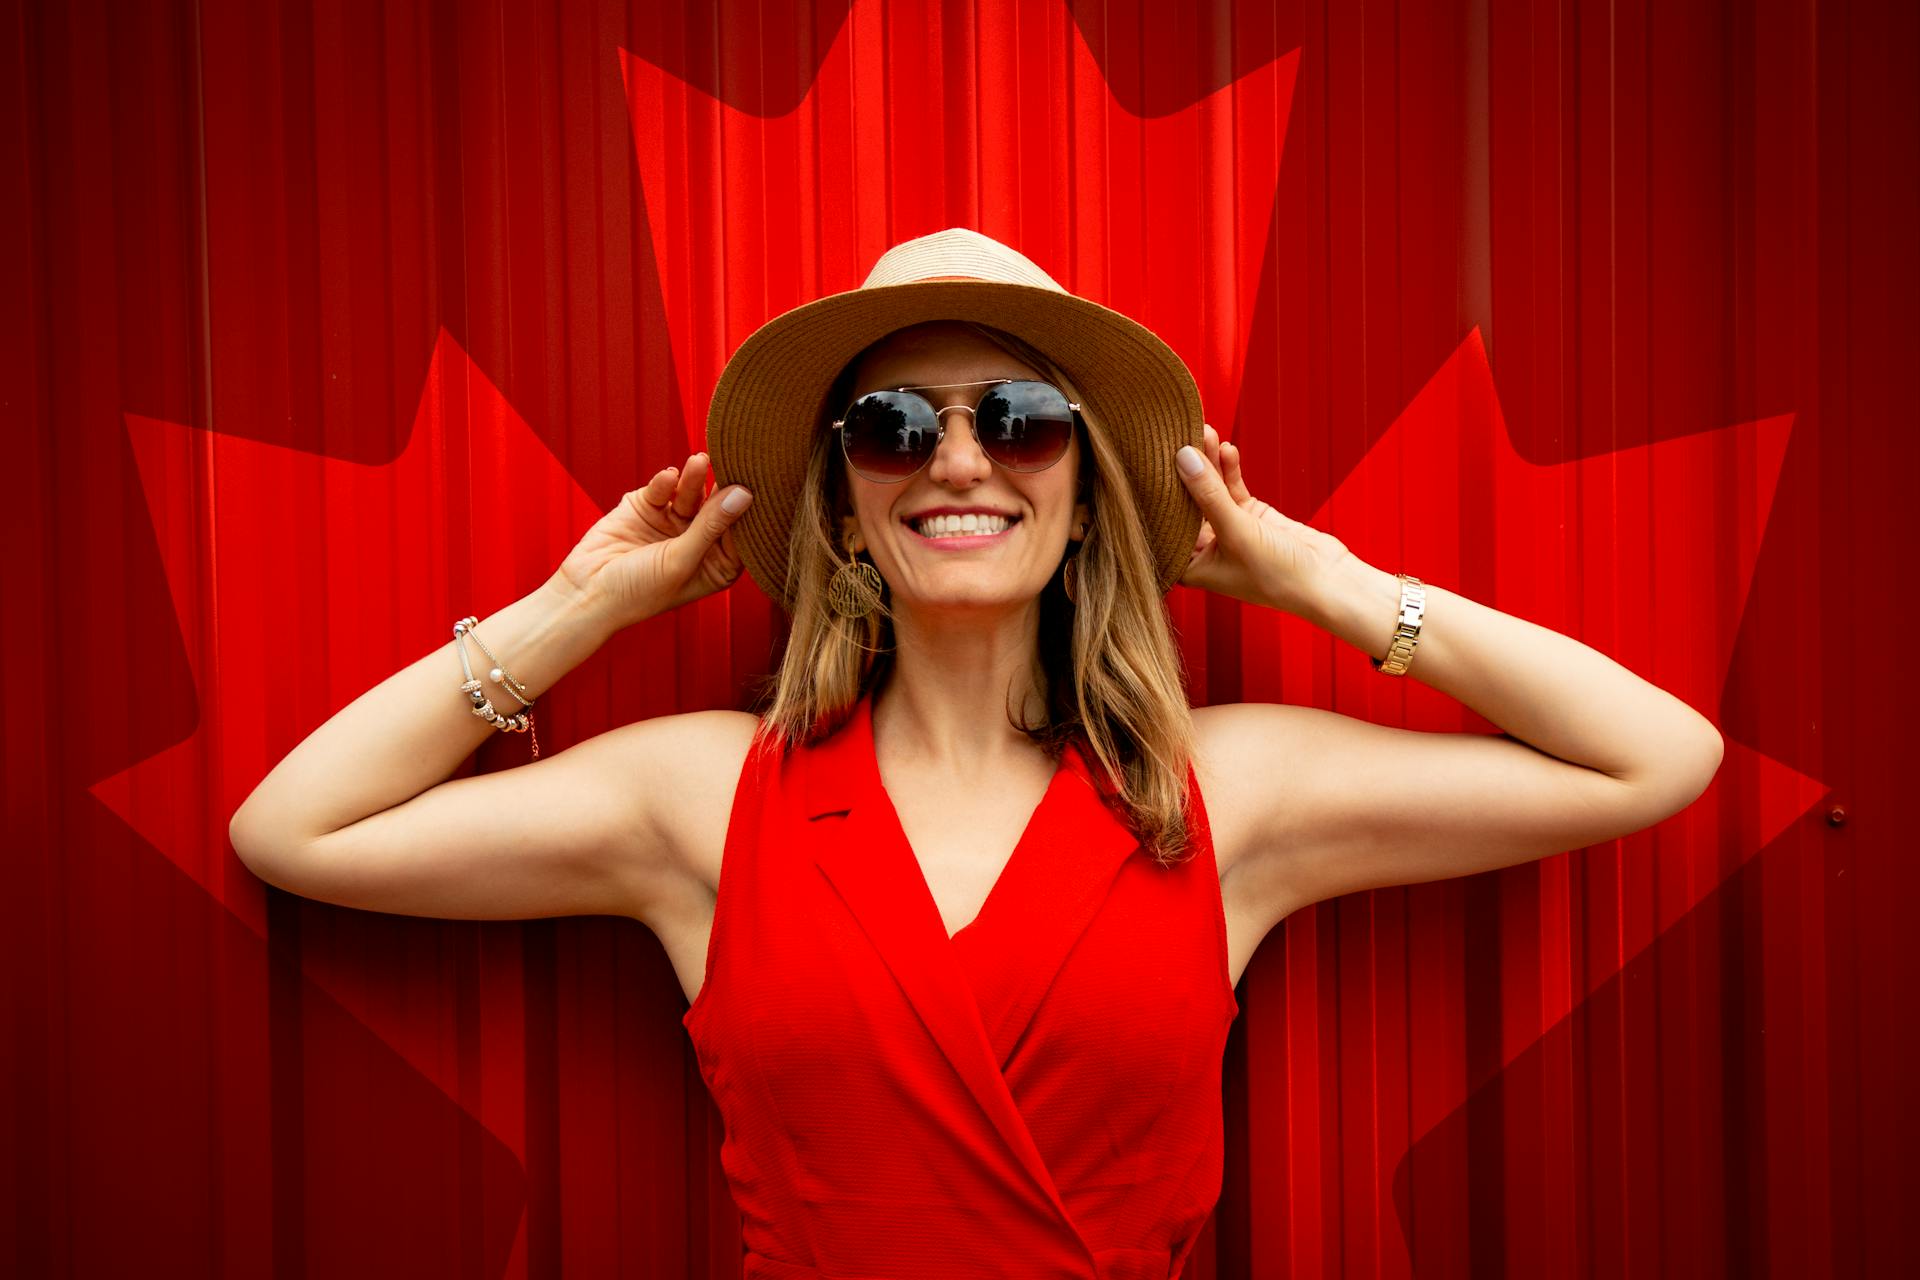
[749, 323, 1198, 865]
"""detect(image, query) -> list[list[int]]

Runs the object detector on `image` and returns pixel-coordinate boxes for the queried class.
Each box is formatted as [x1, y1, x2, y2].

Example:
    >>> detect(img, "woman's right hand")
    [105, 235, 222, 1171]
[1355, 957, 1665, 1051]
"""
[553, 452, 754, 631]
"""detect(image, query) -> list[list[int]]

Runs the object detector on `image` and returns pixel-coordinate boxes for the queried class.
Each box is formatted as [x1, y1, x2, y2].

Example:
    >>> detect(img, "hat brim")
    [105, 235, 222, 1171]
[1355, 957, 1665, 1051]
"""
[706, 279, 1205, 612]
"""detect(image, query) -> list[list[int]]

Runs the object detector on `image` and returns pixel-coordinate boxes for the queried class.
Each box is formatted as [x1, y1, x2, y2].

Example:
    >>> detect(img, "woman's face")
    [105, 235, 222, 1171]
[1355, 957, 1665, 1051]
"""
[838, 322, 1091, 615]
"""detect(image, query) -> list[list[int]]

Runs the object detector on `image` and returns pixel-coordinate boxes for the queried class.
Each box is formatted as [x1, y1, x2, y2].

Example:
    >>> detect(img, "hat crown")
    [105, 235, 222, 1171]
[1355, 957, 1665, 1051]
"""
[858, 227, 1066, 293]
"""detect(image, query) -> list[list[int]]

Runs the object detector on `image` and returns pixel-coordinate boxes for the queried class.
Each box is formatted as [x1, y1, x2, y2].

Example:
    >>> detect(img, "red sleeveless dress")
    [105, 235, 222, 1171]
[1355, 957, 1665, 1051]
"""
[681, 692, 1240, 1279]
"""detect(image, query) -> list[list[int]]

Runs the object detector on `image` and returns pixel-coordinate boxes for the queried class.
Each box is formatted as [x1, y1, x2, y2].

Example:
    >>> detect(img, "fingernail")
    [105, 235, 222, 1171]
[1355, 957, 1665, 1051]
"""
[1176, 445, 1204, 477]
[721, 488, 752, 514]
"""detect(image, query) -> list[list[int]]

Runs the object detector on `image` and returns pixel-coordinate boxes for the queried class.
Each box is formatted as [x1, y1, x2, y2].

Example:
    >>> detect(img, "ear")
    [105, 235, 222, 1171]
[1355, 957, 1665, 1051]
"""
[1070, 497, 1092, 543]
[840, 513, 865, 554]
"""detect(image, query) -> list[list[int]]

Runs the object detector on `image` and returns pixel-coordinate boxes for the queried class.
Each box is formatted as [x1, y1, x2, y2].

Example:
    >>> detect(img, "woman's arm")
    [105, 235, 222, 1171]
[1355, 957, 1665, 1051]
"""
[227, 575, 614, 864]
[1177, 432, 1723, 928]
[227, 453, 756, 923]
[1308, 556, 1722, 787]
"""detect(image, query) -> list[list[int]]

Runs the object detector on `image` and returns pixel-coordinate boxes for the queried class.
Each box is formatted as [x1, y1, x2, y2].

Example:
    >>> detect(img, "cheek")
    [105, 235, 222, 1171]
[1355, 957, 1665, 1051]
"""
[844, 479, 890, 549]
[1044, 469, 1085, 524]
[848, 487, 898, 564]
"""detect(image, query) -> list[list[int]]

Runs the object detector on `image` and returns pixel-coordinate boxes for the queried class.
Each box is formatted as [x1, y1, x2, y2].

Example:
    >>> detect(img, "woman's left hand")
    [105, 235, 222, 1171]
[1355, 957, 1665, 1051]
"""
[1175, 425, 1355, 615]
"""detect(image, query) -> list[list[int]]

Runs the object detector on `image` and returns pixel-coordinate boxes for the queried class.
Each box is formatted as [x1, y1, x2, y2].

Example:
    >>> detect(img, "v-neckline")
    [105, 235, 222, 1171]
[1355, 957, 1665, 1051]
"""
[802, 693, 1152, 1126]
[860, 694, 1078, 943]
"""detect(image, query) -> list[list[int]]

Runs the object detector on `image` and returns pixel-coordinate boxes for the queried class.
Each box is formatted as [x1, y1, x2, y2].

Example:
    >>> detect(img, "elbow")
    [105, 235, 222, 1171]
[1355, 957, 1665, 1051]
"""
[1671, 728, 1725, 807]
[1695, 726, 1726, 788]
[228, 804, 293, 888]
[227, 807, 269, 877]
[1619, 725, 1724, 817]
[1664, 708, 1724, 792]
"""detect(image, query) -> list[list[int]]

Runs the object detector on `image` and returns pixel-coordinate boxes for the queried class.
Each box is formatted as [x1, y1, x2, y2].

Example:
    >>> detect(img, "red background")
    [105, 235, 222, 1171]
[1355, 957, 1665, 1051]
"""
[3, 0, 1913, 1275]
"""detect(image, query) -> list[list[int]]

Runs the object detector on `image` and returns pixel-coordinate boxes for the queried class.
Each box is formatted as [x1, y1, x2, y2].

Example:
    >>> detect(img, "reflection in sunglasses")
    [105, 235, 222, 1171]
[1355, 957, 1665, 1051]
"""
[834, 381, 1079, 482]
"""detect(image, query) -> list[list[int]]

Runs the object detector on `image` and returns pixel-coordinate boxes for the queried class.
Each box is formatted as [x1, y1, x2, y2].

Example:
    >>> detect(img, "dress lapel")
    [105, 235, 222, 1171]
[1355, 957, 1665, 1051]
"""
[950, 741, 1143, 1067]
[802, 693, 1127, 1240]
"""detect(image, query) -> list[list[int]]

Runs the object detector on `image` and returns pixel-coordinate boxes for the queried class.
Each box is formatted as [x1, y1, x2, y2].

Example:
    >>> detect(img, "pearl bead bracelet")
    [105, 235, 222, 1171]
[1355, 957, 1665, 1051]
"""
[452, 615, 540, 759]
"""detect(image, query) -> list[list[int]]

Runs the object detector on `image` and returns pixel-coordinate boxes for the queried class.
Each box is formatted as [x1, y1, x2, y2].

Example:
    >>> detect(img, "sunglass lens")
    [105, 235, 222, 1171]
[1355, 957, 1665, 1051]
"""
[975, 381, 1076, 471]
[841, 392, 937, 480]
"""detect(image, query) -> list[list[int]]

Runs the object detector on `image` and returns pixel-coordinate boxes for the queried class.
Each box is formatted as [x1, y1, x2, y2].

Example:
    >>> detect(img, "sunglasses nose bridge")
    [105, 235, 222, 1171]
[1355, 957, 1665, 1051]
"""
[926, 403, 993, 481]
[932, 403, 985, 445]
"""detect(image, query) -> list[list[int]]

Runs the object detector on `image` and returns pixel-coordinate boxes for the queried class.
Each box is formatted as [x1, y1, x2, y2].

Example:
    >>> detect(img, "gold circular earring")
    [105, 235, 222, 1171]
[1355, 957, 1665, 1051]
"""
[827, 549, 885, 618]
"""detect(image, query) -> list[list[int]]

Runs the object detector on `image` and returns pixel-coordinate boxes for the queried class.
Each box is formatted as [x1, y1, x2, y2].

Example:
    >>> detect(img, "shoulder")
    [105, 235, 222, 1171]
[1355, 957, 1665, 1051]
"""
[613, 709, 764, 903]
[616, 707, 764, 789]
[654, 707, 764, 849]
[1188, 701, 1326, 882]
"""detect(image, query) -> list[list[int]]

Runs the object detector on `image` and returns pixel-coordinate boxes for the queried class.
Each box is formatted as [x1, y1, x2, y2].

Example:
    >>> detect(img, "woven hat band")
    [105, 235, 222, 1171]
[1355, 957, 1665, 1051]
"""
[858, 227, 1067, 292]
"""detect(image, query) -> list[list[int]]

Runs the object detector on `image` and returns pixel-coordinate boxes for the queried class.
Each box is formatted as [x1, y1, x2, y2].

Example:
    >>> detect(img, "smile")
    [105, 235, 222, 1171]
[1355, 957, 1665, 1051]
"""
[903, 512, 1021, 547]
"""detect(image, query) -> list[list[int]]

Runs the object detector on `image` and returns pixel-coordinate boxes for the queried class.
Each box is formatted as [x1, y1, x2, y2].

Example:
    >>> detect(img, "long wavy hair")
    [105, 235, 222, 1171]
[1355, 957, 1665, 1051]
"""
[748, 322, 1198, 865]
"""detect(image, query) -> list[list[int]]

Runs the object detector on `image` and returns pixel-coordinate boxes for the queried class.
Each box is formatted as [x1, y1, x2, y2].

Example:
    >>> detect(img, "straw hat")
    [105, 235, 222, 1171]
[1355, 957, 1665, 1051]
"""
[706, 227, 1206, 612]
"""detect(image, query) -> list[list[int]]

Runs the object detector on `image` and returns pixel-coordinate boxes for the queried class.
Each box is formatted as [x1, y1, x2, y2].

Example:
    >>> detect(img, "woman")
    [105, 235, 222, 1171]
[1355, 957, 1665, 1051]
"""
[230, 228, 1723, 1277]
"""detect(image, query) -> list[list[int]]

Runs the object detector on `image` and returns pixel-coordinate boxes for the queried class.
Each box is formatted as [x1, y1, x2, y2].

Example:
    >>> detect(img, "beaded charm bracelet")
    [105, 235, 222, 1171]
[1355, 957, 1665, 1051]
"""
[452, 615, 540, 759]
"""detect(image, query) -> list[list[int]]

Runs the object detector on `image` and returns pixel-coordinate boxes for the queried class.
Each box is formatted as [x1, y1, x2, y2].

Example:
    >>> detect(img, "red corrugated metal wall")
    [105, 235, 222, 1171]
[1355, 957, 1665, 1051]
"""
[3, 0, 1911, 1275]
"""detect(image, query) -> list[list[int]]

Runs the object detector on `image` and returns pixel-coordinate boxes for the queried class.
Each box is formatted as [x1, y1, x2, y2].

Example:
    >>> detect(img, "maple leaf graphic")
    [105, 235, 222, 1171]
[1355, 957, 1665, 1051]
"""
[93, 330, 601, 1168]
[623, 5, 1822, 1264]
[87, 0, 1302, 1210]
[618, 5, 1298, 451]
[86, 1, 1825, 1269]
[1231, 332, 1826, 1269]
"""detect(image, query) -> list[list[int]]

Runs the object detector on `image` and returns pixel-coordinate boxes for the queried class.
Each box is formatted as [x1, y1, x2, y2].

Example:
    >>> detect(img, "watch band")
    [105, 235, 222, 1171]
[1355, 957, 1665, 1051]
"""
[1369, 573, 1426, 677]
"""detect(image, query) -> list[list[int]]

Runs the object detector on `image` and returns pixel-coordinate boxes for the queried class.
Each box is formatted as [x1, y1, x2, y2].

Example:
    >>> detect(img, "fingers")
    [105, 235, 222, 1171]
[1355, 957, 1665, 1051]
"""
[625, 466, 679, 514]
[1174, 443, 1241, 537]
[670, 453, 708, 521]
[629, 453, 717, 526]
[1198, 424, 1254, 506]
[629, 465, 679, 513]
[666, 475, 753, 576]
[1220, 440, 1253, 505]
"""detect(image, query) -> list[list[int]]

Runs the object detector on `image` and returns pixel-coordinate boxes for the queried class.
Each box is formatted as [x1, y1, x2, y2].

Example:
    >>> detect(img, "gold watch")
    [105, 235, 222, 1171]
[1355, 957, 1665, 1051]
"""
[1369, 573, 1425, 676]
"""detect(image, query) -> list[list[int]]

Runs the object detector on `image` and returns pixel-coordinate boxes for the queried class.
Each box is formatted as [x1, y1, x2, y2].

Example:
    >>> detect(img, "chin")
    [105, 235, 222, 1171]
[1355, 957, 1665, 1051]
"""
[896, 577, 1047, 614]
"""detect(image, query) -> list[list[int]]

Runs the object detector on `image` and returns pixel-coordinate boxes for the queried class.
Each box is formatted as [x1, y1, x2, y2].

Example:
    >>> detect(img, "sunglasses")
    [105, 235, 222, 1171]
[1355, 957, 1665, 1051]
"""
[832, 378, 1080, 483]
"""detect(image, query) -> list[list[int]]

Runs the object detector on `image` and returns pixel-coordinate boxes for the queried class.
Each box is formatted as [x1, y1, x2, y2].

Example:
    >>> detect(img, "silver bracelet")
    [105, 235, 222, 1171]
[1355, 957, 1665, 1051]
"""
[458, 616, 535, 707]
[452, 615, 541, 758]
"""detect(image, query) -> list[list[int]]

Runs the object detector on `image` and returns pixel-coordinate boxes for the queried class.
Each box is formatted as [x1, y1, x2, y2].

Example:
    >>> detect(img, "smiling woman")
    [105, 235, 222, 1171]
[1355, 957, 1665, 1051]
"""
[751, 316, 1204, 866]
[229, 226, 1722, 1280]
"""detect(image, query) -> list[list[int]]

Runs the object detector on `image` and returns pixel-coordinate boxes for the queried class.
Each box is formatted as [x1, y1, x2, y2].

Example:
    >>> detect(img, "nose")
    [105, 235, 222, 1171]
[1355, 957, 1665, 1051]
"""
[926, 404, 993, 487]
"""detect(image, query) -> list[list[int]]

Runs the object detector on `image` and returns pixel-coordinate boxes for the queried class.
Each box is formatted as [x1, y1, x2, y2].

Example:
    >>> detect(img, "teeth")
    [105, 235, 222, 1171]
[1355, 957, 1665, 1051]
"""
[913, 513, 1012, 538]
